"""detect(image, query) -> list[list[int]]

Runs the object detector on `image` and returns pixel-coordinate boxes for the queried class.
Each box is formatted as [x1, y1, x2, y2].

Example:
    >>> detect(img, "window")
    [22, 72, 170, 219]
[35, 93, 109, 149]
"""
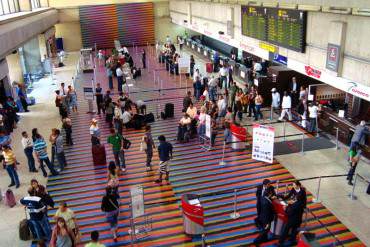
[0, 0, 19, 15]
[30, 0, 40, 9]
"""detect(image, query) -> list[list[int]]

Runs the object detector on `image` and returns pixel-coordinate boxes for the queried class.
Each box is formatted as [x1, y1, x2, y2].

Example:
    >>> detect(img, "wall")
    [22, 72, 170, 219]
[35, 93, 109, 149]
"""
[0, 9, 58, 59]
[5, 53, 23, 84]
[55, 1, 181, 51]
[55, 9, 82, 52]
[169, 0, 370, 89]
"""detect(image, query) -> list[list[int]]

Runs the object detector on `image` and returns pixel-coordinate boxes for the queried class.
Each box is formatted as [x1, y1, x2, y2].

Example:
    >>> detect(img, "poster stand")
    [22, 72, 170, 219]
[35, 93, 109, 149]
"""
[128, 186, 152, 246]
[199, 114, 212, 151]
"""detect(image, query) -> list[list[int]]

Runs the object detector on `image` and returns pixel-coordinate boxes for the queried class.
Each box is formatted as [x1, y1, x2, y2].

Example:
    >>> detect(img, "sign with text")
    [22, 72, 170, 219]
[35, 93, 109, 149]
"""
[326, 43, 341, 72]
[252, 124, 275, 163]
[83, 87, 94, 100]
[205, 114, 211, 138]
[130, 185, 144, 219]
[178, 57, 190, 74]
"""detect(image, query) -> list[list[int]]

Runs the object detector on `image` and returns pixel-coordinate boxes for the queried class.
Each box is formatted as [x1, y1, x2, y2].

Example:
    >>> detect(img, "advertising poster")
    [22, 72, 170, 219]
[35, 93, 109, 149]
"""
[252, 124, 275, 163]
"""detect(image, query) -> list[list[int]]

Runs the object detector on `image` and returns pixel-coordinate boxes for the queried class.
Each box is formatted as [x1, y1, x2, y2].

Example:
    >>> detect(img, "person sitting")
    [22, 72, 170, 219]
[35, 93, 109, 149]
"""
[177, 113, 191, 143]
[186, 103, 198, 137]
[121, 109, 133, 128]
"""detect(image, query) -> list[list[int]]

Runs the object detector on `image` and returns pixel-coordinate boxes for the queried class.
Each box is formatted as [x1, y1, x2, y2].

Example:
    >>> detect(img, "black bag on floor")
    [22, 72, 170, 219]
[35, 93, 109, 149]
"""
[19, 219, 31, 241]
[164, 103, 174, 118]
[133, 114, 145, 130]
[144, 113, 155, 123]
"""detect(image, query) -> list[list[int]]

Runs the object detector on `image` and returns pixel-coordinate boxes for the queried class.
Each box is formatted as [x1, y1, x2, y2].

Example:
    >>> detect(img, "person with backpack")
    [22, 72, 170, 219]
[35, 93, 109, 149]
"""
[155, 135, 173, 185]
[107, 128, 126, 172]
[107, 161, 119, 195]
[34, 133, 59, 177]
[55, 129, 68, 171]
[142, 125, 155, 171]
[101, 187, 120, 242]
[2, 145, 20, 188]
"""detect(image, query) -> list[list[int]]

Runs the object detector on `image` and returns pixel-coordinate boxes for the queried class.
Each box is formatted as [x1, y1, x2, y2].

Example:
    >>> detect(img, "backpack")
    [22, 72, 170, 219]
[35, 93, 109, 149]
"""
[4, 189, 16, 207]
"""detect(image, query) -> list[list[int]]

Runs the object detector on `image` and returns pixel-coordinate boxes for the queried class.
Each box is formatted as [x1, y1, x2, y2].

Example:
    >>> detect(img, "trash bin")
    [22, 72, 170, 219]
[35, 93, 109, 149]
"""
[230, 124, 247, 150]
[181, 194, 204, 235]
[297, 232, 321, 247]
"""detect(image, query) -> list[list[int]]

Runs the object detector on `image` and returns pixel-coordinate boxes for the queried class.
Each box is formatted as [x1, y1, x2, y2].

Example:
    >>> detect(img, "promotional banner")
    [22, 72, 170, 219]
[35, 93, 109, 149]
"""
[252, 124, 275, 163]
[178, 57, 190, 74]
[130, 185, 144, 219]
[205, 114, 211, 138]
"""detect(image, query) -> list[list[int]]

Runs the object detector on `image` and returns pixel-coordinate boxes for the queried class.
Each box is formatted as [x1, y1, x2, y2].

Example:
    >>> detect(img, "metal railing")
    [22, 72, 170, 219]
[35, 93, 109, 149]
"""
[348, 173, 370, 200]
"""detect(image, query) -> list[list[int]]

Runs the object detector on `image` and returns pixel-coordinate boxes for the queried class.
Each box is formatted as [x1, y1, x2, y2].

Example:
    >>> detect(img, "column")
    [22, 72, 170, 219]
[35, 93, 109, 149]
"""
[19, 0, 32, 11]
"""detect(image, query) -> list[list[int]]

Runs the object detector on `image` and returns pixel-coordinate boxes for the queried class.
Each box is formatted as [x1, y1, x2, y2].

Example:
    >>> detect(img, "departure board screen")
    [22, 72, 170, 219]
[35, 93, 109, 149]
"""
[241, 6, 267, 41]
[267, 8, 306, 52]
[241, 6, 307, 53]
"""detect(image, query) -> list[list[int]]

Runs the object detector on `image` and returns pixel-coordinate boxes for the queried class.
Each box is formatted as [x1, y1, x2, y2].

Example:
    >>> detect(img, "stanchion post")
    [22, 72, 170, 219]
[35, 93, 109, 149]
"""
[230, 189, 240, 219]
[315, 117, 319, 137]
[301, 132, 305, 155]
[270, 105, 273, 121]
[312, 176, 322, 203]
[153, 70, 156, 84]
[283, 120, 287, 141]
[335, 127, 340, 150]
[219, 141, 227, 166]
[276, 180, 280, 194]
[348, 174, 358, 200]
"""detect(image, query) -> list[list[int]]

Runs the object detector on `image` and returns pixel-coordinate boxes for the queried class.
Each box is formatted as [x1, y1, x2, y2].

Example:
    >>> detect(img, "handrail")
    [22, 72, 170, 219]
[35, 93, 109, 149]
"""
[306, 207, 345, 247]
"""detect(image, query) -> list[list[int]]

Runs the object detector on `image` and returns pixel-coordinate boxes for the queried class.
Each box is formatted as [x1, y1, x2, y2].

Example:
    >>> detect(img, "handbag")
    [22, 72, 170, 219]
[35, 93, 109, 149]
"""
[122, 138, 131, 149]
[140, 136, 147, 152]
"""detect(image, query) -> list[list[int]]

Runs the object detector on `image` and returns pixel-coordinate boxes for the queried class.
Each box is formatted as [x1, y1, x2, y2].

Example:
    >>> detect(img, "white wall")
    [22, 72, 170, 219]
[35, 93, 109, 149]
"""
[169, 0, 370, 89]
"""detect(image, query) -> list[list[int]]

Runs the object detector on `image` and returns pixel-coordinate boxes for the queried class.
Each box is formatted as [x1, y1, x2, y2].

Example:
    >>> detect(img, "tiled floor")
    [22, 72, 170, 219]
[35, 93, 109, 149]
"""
[0, 45, 369, 247]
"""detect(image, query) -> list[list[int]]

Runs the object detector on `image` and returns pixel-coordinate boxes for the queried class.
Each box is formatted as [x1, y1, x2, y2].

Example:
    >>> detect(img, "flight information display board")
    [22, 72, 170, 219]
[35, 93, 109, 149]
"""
[267, 8, 306, 53]
[241, 6, 307, 53]
[241, 6, 267, 41]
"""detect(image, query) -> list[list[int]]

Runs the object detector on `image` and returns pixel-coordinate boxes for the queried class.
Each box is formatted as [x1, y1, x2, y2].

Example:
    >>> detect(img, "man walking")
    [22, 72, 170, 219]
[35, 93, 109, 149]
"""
[55, 129, 67, 171]
[270, 88, 280, 120]
[107, 128, 126, 172]
[21, 131, 37, 172]
[116, 64, 124, 92]
[350, 120, 369, 149]
[2, 145, 20, 188]
[279, 91, 292, 121]
[34, 134, 59, 177]
[155, 135, 173, 185]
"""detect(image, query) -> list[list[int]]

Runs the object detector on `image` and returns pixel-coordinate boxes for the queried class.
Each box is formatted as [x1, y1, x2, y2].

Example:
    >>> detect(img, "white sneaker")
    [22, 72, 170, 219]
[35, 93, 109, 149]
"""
[121, 168, 126, 172]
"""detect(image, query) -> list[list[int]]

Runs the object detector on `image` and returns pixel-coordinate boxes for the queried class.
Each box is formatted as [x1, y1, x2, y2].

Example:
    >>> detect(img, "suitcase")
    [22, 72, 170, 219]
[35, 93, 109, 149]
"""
[164, 103, 174, 118]
[19, 219, 31, 241]
[4, 189, 16, 207]
[144, 113, 155, 123]
[206, 63, 213, 73]
[92, 144, 106, 166]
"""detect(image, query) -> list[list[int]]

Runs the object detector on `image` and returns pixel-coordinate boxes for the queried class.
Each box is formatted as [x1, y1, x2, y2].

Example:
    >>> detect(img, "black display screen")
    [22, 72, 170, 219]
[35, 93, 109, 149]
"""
[241, 6, 307, 53]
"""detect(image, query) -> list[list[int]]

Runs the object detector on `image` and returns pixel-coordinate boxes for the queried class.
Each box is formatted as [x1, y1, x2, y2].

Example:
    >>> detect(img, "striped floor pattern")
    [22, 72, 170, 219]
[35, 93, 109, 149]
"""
[44, 47, 363, 247]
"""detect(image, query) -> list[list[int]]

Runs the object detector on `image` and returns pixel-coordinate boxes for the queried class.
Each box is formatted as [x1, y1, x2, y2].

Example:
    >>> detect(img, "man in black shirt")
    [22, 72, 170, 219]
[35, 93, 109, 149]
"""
[95, 83, 104, 114]
[155, 135, 173, 185]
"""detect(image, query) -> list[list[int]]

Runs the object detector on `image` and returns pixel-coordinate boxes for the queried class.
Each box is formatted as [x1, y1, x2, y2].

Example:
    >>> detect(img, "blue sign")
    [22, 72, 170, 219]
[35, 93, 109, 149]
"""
[273, 53, 287, 65]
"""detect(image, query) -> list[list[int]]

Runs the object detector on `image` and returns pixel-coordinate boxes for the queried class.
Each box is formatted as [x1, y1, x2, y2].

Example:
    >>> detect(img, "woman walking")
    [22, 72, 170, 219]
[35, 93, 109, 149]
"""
[54, 202, 79, 241]
[107, 161, 119, 195]
[49, 128, 58, 165]
[50, 217, 75, 247]
[101, 187, 120, 241]
[89, 119, 101, 146]
[142, 125, 155, 171]
[67, 86, 78, 113]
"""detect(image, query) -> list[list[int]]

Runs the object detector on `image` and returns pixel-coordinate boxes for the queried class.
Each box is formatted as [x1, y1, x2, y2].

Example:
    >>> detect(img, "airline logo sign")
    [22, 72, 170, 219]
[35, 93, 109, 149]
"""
[326, 43, 341, 72]
[305, 66, 322, 79]
[347, 82, 370, 99]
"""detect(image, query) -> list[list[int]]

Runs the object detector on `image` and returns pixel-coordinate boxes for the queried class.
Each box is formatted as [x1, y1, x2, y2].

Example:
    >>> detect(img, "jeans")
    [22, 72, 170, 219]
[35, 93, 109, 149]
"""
[309, 117, 317, 132]
[5, 164, 20, 186]
[51, 145, 56, 165]
[114, 119, 123, 135]
[108, 76, 113, 89]
[224, 128, 232, 143]
[145, 147, 153, 167]
[209, 87, 217, 101]
[221, 76, 228, 89]
[117, 76, 124, 92]
[211, 132, 217, 146]
[255, 105, 263, 120]
[65, 127, 73, 145]
[347, 163, 358, 183]
[24, 147, 36, 171]
[39, 157, 58, 176]
[195, 89, 201, 100]
[248, 103, 256, 117]
[56, 152, 67, 171]
[198, 124, 206, 142]
[113, 149, 125, 169]
[29, 214, 51, 241]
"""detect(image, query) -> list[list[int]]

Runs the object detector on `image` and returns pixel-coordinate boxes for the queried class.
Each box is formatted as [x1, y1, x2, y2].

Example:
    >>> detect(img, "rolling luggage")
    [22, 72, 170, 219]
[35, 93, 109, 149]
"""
[4, 189, 16, 207]
[92, 144, 106, 166]
[144, 113, 155, 123]
[206, 63, 213, 73]
[164, 103, 174, 118]
[19, 219, 31, 241]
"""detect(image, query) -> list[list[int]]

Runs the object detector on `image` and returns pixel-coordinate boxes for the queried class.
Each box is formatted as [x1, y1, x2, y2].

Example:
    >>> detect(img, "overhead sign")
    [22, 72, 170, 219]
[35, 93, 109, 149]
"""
[130, 186, 144, 219]
[326, 43, 341, 72]
[259, 42, 277, 53]
[83, 87, 94, 100]
[252, 124, 275, 163]
[273, 53, 287, 65]
[304, 65, 322, 79]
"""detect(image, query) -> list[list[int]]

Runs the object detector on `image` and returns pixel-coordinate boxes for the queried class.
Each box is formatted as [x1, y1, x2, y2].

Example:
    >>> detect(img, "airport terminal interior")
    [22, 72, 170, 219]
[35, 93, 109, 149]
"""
[0, 0, 370, 246]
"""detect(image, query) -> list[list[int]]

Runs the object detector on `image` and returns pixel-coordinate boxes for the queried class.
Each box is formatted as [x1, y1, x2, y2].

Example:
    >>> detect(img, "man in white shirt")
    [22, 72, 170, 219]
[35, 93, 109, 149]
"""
[217, 95, 227, 117]
[279, 91, 292, 121]
[253, 61, 262, 74]
[208, 76, 218, 101]
[219, 65, 229, 89]
[308, 102, 319, 132]
[123, 46, 129, 55]
[21, 131, 37, 173]
[121, 110, 132, 127]
[186, 103, 197, 119]
[116, 65, 124, 93]
[193, 69, 200, 82]
[271, 88, 280, 120]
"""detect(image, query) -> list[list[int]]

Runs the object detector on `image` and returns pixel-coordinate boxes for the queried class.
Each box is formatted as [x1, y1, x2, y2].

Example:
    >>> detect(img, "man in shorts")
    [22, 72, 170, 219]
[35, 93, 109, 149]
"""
[155, 135, 173, 185]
